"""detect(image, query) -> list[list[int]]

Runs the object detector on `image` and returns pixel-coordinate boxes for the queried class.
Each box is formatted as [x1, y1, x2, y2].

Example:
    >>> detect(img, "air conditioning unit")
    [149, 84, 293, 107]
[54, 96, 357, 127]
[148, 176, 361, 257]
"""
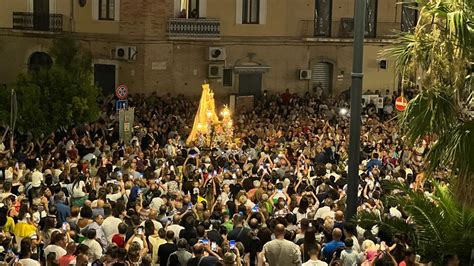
[115, 46, 137, 61]
[299, 70, 312, 80]
[208, 47, 226, 61]
[208, 64, 224, 78]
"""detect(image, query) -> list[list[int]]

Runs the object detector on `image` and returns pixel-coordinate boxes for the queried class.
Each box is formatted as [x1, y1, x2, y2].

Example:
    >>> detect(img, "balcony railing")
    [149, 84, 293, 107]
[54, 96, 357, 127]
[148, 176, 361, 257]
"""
[12, 12, 63, 32]
[168, 18, 220, 40]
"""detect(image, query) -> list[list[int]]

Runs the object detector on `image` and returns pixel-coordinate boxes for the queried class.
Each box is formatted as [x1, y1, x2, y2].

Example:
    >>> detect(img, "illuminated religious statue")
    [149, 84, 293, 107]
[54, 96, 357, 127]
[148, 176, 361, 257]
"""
[186, 83, 220, 145]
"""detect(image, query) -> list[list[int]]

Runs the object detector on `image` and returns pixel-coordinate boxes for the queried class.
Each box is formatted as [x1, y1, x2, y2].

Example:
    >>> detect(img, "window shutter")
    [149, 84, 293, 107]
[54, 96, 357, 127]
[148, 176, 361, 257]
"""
[27, 0, 33, 12]
[236, 0, 243, 24]
[174, 0, 181, 17]
[92, 0, 99, 20]
[259, 0, 267, 24]
[114, 0, 120, 21]
[49, 0, 56, 14]
[199, 0, 207, 17]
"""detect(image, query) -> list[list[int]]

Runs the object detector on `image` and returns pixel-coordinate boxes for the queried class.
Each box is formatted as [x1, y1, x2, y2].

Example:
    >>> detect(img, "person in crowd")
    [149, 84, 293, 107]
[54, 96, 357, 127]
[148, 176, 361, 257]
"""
[340, 238, 362, 266]
[18, 238, 40, 266]
[157, 230, 178, 266]
[322, 228, 345, 262]
[302, 246, 327, 266]
[263, 224, 302, 265]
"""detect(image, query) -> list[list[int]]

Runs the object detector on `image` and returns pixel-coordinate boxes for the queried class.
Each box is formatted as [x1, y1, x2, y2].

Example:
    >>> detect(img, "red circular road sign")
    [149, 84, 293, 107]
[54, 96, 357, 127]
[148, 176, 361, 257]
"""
[395, 96, 408, 111]
[115, 84, 128, 100]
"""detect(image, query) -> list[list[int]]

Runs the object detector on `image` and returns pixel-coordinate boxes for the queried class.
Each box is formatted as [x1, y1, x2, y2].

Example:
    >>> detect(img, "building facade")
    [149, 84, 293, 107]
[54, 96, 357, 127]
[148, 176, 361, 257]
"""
[0, 0, 417, 97]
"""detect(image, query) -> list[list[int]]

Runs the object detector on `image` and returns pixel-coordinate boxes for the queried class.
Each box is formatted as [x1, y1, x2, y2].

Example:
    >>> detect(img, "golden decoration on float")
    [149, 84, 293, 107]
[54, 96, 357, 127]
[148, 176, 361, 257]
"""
[186, 83, 233, 146]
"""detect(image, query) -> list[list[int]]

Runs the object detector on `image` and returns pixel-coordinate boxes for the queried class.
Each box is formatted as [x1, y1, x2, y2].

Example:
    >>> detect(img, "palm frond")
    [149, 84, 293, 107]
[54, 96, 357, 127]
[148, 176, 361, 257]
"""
[357, 181, 474, 264]
[398, 88, 457, 144]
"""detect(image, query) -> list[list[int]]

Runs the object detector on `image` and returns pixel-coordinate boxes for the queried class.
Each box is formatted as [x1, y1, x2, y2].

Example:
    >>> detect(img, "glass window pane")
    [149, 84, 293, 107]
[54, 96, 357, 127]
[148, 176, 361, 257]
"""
[250, 0, 259, 23]
[242, 0, 249, 23]
[100, 0, 107, 19]
[402, 3, 417, 32]
[365, 0, 377, 37]
[108, 0, 115, 20]
[315, 0, 332, 36]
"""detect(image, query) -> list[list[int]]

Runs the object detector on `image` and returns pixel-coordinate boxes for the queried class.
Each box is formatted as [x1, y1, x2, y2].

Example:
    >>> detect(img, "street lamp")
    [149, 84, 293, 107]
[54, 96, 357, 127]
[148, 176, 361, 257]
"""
[346, 0, 366, 220]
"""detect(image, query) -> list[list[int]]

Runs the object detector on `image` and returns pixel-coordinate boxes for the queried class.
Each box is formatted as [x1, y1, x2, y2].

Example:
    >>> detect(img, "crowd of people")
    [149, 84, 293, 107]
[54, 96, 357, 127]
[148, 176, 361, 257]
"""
[0, 87, 459, 266]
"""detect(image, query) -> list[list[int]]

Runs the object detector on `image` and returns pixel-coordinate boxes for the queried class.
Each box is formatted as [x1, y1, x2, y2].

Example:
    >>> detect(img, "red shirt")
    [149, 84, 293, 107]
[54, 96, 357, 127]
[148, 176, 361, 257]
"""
[58, 255, 76, 266]
[112, 234, 125, 248]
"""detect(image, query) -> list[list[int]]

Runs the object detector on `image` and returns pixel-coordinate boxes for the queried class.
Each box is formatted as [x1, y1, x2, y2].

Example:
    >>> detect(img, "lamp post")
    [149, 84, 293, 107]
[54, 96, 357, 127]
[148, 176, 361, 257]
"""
[346, 0, 366, 220]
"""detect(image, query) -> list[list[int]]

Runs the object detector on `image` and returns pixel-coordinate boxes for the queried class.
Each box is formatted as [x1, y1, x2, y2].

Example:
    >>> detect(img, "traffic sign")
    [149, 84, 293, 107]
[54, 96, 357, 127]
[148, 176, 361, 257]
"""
[115, 84, 128, 100]
[116, 99, 128, 112]
[395, 96, 408, 111]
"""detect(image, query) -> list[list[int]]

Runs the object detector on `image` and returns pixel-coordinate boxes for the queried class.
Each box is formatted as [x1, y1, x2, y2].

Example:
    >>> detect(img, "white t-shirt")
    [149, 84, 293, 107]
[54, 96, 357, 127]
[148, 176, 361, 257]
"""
[149, 197, 165, 211]
[18, 258, 41, 266]
[314, 206, 335, 220]
[302, 259, 328, 266]
[292, 207, 316, 222]
[72, 181, 86, 198]
[106, 192, 122, 202]
[5, 167, 13, 180]
[167, 224, 184, 239]
[44, 244, 67, 260]
[140, 220, 163, 231]
[83, 239, 103, 262]
[102, 216, 122, 242]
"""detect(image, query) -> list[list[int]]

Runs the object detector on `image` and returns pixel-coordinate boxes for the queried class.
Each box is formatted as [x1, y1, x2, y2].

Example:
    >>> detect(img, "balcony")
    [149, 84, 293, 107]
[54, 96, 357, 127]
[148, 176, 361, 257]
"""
[12, 12, 64, 32]
[168, 18, 220, 40]
[299, 18, 398, 42]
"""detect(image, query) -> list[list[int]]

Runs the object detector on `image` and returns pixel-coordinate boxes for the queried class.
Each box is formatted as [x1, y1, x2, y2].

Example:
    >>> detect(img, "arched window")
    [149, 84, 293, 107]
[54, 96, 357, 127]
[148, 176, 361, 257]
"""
[28, 52, 52, 72]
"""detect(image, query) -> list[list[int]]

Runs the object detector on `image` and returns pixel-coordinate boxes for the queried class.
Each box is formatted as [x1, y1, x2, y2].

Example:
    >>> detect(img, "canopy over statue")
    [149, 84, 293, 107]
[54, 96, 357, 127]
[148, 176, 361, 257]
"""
[186, 83, 220, 145]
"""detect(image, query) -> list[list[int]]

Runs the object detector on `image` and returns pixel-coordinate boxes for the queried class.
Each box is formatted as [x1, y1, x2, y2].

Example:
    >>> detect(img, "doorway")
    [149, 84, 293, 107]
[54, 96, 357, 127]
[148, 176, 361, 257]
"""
[311, 62, 333, 97]
[239, 73, 262, 98]
[94, 64, 116, 96]
[33, 0, 49, 31]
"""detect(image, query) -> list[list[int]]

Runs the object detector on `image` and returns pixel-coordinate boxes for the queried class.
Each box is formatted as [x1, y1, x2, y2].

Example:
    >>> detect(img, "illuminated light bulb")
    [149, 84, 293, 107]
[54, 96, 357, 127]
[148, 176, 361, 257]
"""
[222, 108, 230, 117]
[207, 110, 212, 118]
[339, 108, 349, 116]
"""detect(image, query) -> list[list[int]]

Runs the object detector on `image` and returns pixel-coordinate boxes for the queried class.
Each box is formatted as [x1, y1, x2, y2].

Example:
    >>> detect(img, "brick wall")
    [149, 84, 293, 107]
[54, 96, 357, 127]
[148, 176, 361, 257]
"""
[119, 0, 174, 38]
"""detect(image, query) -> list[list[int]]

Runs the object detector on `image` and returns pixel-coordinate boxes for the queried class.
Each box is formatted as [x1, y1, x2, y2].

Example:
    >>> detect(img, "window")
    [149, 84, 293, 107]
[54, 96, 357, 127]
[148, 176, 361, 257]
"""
[223, 69, 233, 87]
[365, 0, 377, 37]
[314, 0, 332, 37]
[99, 0, 114, 20]
[242, 0, 259, 24]
[401, 2, 418, 32]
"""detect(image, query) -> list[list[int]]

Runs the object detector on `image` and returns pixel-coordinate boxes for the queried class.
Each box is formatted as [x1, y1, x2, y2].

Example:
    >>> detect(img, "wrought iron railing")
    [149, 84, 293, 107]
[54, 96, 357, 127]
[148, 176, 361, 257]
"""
[168, 18, 220, 39]
[12, 12, 63, 32]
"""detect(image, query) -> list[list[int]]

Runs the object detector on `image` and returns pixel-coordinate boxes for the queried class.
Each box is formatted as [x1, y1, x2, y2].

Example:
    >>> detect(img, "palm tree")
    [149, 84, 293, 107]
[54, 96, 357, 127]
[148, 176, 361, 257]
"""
[386, 0, 474, 206]
[358, 182, 474, 265]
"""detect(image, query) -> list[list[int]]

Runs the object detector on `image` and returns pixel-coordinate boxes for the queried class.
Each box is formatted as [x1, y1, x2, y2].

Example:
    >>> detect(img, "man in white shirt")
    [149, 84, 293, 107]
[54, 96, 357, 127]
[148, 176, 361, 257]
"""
[31, 170, 43, 188]
[82, 229, 103, 262]
[315, 199, 335, 220]
[43, 232, 67, 260]
[149, 195, 165, 211]
[263, 224, 302, 266]
[88, 214, 108, 249]
[140, 209, 163, 231]
[166, 215, 184, 239]
[102, 205, 123, 243]
[302, 246, 328, 266]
